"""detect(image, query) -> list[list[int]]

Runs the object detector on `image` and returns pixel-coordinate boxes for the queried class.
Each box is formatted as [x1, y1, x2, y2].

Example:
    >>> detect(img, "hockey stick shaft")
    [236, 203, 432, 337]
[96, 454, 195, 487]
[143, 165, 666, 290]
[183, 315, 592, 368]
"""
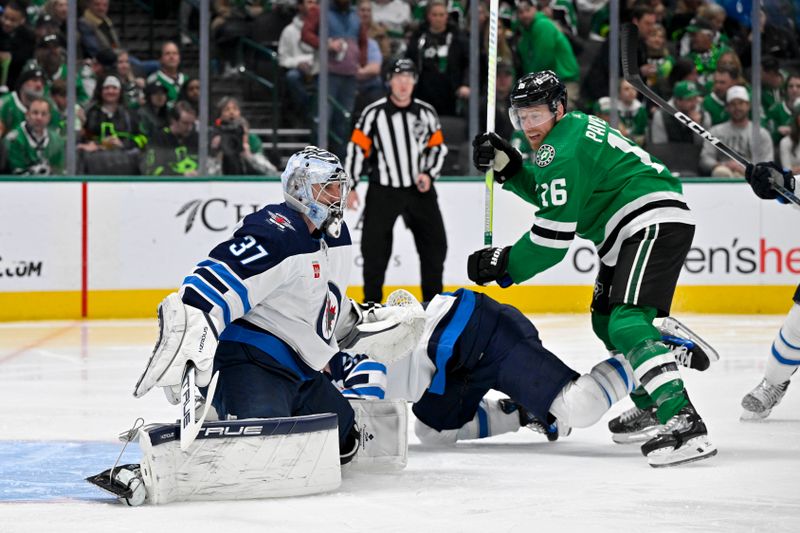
[620, 24, 800, 209]
[484, 0, 499, 246]
[179, 364, 220, 451]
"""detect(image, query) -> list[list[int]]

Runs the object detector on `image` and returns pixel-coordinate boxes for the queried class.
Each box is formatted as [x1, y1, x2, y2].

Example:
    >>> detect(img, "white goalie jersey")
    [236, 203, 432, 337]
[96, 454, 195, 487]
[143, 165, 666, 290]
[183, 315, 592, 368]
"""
[179, 202, 353, 372]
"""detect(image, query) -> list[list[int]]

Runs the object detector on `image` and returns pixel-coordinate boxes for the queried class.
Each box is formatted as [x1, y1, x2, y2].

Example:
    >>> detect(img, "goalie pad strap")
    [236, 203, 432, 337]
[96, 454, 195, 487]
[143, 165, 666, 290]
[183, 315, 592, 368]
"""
[139, 414, 341, 504]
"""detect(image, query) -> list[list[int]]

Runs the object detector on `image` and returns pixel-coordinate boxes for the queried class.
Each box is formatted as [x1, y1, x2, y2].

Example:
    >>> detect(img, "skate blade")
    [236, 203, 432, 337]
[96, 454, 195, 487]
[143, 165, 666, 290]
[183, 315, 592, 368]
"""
[660, 317, 720, 362]
[647, 437, 717, 468]
[611, 426, 663, 444]
[739, 408, 771, 422]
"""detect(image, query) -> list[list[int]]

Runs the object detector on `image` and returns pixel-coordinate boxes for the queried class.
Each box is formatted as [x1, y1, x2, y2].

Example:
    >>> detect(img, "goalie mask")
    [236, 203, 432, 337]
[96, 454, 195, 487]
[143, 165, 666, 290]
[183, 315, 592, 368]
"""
[509, 70, 567, 130]
[282, 146, 350, 238]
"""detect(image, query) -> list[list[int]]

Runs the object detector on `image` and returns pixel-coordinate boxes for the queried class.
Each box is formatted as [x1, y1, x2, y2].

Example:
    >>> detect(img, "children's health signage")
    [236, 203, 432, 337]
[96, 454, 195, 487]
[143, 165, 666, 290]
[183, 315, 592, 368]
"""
[0, 179, 795, 319]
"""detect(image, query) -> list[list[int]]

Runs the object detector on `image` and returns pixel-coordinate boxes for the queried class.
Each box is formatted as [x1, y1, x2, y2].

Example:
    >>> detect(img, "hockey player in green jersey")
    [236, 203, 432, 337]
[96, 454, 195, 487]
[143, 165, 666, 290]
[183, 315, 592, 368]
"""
[468, 70, 716, 467]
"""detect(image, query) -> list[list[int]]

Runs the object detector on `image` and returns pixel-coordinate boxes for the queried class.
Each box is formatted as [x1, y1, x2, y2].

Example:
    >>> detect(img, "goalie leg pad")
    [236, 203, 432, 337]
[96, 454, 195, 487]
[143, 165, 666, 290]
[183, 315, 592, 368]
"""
[137, 414, 342, 504]
[347, 399, 408, 471]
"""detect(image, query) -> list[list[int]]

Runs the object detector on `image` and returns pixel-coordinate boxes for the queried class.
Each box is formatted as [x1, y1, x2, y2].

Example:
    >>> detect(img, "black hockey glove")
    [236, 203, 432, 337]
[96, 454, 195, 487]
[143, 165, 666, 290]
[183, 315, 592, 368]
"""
[467, 246, 512, 286]
[744, 162, 795, 201]
[472, 132, 522, 183]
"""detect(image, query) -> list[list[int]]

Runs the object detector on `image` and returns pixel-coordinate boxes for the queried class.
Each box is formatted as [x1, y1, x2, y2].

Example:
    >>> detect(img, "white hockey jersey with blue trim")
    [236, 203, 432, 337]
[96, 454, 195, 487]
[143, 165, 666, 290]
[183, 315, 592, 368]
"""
[383, 291, 469, 402]
[179, 203, 353, 371]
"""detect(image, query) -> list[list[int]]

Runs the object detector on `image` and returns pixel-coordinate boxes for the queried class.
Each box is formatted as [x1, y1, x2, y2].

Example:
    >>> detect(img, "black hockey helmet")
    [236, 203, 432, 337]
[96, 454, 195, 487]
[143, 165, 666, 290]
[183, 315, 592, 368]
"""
[509, 70, 567, 116]
[386, 57, 418, 82]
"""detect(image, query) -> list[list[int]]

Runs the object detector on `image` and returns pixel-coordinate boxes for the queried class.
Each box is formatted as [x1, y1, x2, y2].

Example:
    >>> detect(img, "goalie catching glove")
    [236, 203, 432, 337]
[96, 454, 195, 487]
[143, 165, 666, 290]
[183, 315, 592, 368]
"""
[472, 132, 522, 183]
[133, 292, 220, 404]
[338, 289, 427, 364]
[745, 161, 796, 201]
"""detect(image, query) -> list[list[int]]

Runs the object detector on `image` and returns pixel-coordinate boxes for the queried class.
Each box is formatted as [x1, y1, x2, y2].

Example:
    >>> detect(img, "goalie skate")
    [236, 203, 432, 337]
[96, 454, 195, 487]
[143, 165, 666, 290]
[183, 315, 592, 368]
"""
[86, 464, 147, 506]
[608, 405, 662, 444]
[740, 379, 790, 421]
[641, 402, 717, 468]
[659, 317, 719, 371]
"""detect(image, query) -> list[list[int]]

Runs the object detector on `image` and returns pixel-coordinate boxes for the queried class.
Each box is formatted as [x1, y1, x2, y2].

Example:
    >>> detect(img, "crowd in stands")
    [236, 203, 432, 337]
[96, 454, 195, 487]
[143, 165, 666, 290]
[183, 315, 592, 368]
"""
[0, 0, 799, 177]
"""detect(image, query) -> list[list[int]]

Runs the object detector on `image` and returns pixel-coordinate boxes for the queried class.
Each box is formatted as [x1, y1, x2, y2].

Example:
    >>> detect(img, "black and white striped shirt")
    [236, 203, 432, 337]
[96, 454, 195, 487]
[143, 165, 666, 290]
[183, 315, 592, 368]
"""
[345, 97, 448, 188]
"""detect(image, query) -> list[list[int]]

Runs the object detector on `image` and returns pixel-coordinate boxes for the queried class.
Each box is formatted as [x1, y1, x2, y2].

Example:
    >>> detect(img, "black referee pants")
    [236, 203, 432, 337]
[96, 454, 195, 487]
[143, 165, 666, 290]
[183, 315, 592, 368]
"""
[361, 183, 447, 303]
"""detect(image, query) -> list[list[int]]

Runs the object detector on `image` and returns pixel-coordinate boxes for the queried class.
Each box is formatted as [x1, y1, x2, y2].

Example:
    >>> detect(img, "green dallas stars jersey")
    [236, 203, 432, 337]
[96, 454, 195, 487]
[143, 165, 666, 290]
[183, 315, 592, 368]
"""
[502, 111, 694, 284]
[146, 71, 186, 103]
[3, 122, 65, 175]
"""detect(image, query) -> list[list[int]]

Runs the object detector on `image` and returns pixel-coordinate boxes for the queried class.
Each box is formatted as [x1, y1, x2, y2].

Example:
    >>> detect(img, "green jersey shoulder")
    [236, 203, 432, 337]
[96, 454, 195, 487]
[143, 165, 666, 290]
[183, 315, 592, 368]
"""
[502, 111, 693, 284]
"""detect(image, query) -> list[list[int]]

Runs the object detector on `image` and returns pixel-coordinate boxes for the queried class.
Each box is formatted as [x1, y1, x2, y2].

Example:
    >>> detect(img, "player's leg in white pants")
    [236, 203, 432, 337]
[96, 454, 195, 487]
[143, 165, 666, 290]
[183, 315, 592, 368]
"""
[763, 303, 800, 385]
[742, 303, 800, 419]
[414, 398, 523, 446]
[415, 354, 635, 445]
[549, 354, 634, 428]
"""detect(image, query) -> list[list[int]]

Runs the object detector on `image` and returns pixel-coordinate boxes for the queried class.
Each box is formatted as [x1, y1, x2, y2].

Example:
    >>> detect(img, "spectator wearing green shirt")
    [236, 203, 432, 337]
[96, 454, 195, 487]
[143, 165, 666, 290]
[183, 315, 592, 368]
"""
[514, 0, 579, 108]
[141, 101, 198, 176]
[766, 73, 800, 144]
[617, 79, 648, 146]
[760, 56, 786, 117]
[702, 65, 737, 126]
[0, 67, 55, 137]
[145, 42, 186, 104]
[681, 18, 730, 87]
[642, 24, 674, 98]
[3, 96, 64, 175]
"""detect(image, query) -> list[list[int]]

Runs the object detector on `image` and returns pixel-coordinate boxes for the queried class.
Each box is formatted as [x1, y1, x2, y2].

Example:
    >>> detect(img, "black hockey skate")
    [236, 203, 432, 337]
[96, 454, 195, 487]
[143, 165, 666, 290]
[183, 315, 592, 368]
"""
[86, 464, 147, 506]
[607, 405, 662, 444]
[659, 317, 719, 371]
[641, 402, 717, 468]
[499, 399, 567, 442]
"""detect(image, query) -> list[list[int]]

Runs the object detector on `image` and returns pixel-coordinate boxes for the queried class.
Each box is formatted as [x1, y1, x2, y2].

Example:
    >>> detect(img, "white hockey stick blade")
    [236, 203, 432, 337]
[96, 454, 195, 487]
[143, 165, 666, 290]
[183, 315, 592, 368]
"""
[180, 367, 220, 451]
[660, 317, 720, 362]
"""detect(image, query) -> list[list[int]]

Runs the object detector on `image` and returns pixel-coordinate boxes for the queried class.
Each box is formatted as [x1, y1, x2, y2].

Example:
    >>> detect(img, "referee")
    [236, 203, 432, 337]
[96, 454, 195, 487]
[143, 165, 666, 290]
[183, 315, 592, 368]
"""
[345, 58, 448, 303]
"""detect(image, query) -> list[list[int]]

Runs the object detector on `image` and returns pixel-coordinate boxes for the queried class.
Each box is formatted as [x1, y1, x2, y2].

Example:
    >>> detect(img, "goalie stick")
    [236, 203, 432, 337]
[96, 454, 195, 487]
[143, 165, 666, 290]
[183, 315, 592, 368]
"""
[619, 23, 800, 209]
[180, 364, 219, 451]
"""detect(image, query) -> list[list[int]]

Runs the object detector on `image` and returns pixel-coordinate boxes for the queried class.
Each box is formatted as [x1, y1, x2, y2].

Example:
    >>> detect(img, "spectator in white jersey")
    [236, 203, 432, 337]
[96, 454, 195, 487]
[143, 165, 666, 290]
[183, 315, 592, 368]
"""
[345, 58, 448, 303]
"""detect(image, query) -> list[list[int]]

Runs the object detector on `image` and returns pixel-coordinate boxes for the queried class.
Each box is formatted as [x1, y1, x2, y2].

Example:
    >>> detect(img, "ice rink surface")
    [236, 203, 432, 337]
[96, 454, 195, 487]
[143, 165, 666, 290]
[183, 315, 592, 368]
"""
[0, 313, 798, 533]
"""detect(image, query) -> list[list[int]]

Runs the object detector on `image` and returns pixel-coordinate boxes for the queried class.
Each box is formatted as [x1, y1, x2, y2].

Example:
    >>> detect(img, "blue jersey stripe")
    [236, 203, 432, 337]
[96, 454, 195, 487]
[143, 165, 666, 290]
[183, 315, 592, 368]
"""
[183, 275, 231, 326]
[219, 323, 316, 379]
[428, 289, 476, 395]
[204, 260, 251, 314]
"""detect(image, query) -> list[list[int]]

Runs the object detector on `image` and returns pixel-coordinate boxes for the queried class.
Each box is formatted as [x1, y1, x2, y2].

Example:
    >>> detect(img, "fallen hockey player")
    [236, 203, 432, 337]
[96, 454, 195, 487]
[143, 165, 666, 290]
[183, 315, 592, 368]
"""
[331, 288, 715, 450]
